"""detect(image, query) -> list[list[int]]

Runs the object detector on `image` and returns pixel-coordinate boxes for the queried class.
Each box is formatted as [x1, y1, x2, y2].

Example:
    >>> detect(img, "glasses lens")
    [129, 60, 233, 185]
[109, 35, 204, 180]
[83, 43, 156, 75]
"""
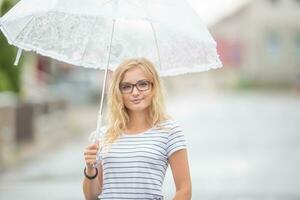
[120, 84, 132, 93]
[137, 80, 150, 91]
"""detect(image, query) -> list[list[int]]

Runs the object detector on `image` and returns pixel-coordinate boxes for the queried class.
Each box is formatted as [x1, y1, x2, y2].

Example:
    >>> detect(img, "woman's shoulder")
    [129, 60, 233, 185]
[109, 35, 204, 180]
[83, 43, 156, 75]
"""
[156, 118, 182, 131]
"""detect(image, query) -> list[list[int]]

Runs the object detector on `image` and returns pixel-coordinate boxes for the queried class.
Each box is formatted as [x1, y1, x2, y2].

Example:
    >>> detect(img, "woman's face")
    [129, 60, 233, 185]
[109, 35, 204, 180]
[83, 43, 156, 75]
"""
[120, 67, 153, 113]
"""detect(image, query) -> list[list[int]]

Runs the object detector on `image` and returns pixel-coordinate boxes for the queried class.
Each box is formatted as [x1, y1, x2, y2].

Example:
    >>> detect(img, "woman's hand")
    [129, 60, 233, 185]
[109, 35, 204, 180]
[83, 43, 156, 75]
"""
[83, 143, 103, 200]
[84, 143, 100, 174]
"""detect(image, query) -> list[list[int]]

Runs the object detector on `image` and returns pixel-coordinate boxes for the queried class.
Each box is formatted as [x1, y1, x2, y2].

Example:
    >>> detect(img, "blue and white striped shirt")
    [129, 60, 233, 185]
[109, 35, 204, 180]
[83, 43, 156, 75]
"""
[97, 119, 187, 200]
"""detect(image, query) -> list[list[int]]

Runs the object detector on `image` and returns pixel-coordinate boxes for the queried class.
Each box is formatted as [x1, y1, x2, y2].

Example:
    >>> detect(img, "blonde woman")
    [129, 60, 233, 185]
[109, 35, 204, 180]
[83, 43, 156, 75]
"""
[83, 58, 192, 200]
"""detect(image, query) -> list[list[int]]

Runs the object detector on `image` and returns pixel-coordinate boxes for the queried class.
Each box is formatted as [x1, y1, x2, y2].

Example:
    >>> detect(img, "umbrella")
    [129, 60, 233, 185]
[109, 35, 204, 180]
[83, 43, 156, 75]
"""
[0, 0, 222, 145]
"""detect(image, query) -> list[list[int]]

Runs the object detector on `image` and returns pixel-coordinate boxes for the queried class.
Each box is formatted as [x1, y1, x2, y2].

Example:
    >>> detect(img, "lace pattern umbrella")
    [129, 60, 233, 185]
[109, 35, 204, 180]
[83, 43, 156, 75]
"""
[0, 0, 222, 151]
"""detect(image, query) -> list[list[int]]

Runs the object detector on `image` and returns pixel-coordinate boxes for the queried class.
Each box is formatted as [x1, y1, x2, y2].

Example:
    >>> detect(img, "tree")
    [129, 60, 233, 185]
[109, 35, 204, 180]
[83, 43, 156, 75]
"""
[0, 0, 22, 93]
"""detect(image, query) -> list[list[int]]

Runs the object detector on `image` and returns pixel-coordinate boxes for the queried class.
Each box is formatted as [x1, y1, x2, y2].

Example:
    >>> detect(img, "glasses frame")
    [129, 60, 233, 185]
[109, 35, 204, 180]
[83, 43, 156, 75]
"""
[119, 79, 153, 94]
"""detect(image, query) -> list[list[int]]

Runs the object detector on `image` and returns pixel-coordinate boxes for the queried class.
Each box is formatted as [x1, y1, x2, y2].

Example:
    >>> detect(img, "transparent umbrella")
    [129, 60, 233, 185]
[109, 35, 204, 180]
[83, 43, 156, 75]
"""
[0, 0, 222, 159]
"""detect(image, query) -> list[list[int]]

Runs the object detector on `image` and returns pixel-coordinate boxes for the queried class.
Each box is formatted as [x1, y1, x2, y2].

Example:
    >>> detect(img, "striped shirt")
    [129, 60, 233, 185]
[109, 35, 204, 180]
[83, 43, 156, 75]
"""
[97, 119, 187, 200]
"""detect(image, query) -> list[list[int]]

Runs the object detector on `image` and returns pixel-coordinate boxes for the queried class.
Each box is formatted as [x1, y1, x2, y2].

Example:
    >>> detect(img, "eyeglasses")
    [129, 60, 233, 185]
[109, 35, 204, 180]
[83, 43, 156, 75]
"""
[119, 79, 153, 94]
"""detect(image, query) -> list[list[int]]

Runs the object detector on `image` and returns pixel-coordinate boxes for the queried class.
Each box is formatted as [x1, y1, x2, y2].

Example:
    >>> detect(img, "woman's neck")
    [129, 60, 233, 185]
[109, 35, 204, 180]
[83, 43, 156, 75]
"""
[126, 110, 151, 131]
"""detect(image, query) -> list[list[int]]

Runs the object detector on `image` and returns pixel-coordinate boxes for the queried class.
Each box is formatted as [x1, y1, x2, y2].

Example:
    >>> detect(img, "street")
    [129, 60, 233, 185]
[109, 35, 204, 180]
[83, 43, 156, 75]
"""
[0, 89, 300, 200]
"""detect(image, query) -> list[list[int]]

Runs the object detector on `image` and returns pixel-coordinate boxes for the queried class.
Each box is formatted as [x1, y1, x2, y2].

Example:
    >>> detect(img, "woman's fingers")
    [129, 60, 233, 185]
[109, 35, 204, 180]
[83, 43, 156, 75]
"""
[86, 143, 99, 150]
[86, 159, 97, 164]
[90, 143, 99, 149]
[85, 155, 97, 159]
[84, 143, 100, 166]
[85, 157, 97, 166]
[84, 144, 99, 154]
[84, 149, 98, 155]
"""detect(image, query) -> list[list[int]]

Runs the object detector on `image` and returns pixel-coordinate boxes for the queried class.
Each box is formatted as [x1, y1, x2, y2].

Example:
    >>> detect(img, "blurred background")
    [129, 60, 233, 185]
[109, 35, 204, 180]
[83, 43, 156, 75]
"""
[0, 0, 299, 199]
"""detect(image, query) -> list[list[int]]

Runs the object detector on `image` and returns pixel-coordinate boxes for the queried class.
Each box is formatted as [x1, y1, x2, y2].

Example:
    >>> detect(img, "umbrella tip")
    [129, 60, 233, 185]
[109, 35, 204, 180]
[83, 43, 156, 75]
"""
[14, 48, 23, 66]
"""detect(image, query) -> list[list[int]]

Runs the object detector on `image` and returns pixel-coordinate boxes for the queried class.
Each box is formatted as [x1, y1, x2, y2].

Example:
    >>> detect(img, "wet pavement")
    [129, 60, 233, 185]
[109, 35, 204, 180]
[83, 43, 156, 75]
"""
[0, 89, 300, 200]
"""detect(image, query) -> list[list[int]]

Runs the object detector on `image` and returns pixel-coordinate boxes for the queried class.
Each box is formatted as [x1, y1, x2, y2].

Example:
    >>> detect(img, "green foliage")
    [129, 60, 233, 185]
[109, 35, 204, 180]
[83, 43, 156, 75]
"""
[0, 0, 22, 93]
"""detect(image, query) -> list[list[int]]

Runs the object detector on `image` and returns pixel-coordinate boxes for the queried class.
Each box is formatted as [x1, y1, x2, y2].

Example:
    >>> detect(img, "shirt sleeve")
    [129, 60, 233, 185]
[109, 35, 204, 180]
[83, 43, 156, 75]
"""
[166, 121, 187, 158]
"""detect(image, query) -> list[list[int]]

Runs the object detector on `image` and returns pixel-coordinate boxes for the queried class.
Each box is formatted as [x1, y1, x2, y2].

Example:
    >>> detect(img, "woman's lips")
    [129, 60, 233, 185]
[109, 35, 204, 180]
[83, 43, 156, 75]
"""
[131, 98, 143, 104]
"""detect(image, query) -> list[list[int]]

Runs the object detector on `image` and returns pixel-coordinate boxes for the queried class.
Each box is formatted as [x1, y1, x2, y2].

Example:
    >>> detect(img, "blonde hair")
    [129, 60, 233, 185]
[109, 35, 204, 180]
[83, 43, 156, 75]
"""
[103, 58, 170, 147]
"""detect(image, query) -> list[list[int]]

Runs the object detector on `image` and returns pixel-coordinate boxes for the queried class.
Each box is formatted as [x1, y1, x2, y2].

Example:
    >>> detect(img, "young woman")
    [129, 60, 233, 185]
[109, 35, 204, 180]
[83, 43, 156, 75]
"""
[83, 58, 192, 200]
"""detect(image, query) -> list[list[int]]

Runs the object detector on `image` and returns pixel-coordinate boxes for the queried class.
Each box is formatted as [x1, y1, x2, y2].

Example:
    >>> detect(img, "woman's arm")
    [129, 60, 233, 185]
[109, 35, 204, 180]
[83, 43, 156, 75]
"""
[82, 164, 103, 200]
[169, 149, 192, 200]
[82, 143, 103, 200]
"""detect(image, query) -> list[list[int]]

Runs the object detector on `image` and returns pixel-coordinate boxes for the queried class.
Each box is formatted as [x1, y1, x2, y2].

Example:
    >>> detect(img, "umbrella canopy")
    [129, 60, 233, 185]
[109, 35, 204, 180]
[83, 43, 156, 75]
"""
[0, 0, 222, 76]
[1, 0, 223, 155]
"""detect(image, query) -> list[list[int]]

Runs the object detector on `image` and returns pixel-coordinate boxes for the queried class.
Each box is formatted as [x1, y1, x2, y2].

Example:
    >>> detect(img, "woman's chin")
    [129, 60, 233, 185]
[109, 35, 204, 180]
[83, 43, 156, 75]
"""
[130, 106, 144, 111]
[128, 104, 149, 111]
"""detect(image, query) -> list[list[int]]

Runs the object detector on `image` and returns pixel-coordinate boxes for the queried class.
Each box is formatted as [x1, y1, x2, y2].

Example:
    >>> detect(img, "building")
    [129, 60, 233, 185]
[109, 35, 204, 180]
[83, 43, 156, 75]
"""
[210, 0, 300, 86]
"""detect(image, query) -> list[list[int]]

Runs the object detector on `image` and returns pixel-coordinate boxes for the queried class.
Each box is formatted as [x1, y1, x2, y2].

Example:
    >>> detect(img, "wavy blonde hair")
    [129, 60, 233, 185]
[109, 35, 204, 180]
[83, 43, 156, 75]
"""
[103, 58, 171, 147]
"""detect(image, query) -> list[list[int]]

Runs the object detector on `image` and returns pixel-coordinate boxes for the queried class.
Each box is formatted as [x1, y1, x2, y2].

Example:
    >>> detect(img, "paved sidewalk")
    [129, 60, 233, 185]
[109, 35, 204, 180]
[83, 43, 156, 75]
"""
[0, 90, 299, 200]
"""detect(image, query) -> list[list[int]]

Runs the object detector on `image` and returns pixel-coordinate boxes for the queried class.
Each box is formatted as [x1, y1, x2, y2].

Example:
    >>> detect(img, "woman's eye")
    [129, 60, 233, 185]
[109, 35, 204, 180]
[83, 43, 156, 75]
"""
[121, 85, 131, 90]
[138, 81, 148, 87]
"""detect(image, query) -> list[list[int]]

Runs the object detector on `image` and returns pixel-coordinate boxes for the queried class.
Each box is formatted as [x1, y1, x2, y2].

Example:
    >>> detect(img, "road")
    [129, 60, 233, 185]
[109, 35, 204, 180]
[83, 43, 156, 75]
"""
[1, 89, 300, 200]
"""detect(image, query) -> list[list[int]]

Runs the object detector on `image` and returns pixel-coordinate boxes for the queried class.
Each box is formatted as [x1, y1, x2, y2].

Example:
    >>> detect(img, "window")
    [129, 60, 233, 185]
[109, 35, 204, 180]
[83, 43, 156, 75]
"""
[265, 31, 281, 63]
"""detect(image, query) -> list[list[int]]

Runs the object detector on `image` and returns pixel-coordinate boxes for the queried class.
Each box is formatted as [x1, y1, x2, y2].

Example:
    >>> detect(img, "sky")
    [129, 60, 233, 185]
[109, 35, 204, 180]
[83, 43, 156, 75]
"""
[186, 0, 250, 26]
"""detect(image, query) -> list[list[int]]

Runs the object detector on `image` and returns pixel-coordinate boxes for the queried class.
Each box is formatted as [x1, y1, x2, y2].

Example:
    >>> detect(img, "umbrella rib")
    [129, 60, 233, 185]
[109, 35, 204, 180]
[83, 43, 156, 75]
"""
[149, 20, 162, 71]
[80, 17, 99, 66]
[13, 15, 35, 44]
[11, 15, 35, 66]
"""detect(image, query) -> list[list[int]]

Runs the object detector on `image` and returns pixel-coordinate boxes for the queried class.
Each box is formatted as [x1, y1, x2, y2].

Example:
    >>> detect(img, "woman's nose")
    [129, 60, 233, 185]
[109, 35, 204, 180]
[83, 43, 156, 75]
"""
[132, 85, 140, 95]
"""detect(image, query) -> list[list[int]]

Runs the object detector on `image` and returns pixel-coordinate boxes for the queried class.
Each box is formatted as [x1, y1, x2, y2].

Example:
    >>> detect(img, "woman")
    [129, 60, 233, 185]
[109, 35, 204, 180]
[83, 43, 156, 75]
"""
[83, 58, 192, 200]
